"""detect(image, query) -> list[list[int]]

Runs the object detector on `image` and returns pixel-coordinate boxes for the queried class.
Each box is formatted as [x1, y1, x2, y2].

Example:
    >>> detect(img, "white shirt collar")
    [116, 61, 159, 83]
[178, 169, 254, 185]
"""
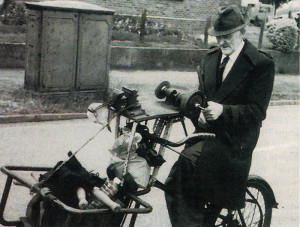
[221, 40, 245, 81]
[221, 40, 245, 63]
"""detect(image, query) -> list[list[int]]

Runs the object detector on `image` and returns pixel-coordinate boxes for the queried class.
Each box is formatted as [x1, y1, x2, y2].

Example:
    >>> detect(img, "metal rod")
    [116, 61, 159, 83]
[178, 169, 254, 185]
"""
[180, 117, 188, 136]
[2, 166, 51, 171]
[120, 198, 133, 227]
[129, 203, 140, 227]
[115, 115, 121, 138]
[238, 209, 247, 227]
[150, 119, 173, 184]
[50, 192, 152, 215]
[122, 122, 138, 180]
[195, 103, 205, 110]
[0, 176, 22, 226]
[164, 145, 195, 165]
[1, 167, 34, 190]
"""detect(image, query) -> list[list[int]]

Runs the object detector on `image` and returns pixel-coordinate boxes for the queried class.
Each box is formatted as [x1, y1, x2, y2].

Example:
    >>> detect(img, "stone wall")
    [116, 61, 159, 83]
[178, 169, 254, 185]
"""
[74, 0, 219, 35]
[11, 0, 242, 35]
[74, 0, 242, 35]
[110, 46, 205, 70]
[83, 0, 217, 19]
[13, 0, 242, 35]
[1, 43, 299, 74]
[110, 47, 300, 74]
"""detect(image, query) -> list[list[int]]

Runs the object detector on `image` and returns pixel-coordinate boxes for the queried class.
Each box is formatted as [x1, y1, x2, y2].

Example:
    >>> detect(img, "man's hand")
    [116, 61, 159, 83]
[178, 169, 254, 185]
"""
[203, 101, 223, 121]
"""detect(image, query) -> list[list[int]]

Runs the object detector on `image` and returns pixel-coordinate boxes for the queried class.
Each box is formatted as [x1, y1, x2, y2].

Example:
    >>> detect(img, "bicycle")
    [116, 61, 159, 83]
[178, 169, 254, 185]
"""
[0, 85, 277, 227]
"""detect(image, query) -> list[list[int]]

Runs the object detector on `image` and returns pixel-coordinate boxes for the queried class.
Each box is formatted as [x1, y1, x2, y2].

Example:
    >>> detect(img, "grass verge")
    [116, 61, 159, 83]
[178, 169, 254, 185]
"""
[0, 70, 299, 115]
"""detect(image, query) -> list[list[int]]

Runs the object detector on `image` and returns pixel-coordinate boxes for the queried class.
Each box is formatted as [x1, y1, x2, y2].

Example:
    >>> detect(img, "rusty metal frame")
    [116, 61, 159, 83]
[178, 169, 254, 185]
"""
[0, 104, 191, 226]
[0, 166, 51, 226]
[0, 165, 152, 226]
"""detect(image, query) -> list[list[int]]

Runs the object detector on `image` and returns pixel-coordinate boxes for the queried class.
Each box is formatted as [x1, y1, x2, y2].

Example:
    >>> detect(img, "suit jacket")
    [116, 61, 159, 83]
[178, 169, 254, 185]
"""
[192, 40, 275, 209]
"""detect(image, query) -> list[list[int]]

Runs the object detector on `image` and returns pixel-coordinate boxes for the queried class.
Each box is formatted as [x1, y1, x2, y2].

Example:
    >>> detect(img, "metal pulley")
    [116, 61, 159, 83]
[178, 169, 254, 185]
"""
[154, 81, 180, 106]
[155, 81, 206, 119]
[179, 90, 205, 119]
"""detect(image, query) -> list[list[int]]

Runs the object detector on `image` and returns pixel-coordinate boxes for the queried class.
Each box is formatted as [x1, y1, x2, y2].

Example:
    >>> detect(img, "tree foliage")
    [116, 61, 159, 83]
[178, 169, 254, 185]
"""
[266, 18, 298, 52]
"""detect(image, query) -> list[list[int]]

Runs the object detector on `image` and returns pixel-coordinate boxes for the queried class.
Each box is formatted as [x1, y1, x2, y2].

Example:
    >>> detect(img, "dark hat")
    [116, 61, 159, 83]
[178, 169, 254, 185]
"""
[208, 5, 246, 36]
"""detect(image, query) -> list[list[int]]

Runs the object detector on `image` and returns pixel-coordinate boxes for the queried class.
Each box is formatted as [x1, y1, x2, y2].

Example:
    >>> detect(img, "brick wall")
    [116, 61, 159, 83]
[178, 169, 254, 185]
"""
[219, 0, 242, 7]
[84, 0, 217, 19]
[74, 0, 220, 35]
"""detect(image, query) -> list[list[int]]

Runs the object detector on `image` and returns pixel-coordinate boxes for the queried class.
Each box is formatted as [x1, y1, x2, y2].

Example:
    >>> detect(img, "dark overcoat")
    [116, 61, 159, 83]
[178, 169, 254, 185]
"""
[189, 39, 275, 209]
[165, 39, 275, 222]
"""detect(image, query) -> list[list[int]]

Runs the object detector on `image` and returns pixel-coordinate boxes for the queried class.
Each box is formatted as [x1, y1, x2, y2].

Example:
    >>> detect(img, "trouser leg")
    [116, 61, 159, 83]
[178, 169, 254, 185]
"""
[203, 203, 222, 226]
[164, 142, 205, 227]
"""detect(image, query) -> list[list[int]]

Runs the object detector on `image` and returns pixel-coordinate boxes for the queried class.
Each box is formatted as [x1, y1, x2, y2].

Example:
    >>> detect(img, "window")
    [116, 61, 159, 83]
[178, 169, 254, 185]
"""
[259, 7, 265, 13]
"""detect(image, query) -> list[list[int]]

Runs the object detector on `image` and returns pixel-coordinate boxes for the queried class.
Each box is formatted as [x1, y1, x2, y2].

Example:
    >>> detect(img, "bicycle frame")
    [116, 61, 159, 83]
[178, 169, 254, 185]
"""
[110, 100, 278, 227]
[0, 100, 277, 227]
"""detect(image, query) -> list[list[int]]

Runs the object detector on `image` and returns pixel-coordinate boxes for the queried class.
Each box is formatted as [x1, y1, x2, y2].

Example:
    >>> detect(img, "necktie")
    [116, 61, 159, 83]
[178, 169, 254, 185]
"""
[216, 55, 229, 90]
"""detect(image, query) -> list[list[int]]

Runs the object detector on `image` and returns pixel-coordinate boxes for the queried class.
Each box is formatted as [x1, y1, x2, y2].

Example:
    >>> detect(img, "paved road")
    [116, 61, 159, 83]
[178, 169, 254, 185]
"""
[0, 105, 299, 226]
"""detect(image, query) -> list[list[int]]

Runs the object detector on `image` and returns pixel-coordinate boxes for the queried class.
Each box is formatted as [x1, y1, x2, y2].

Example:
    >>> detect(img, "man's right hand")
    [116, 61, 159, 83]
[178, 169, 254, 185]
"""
[198, 111, 208, 128]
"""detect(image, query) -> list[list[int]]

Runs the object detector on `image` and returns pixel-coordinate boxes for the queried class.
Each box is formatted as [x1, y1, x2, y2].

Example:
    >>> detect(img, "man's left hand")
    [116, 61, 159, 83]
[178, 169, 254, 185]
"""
[203, 101, 223, 121]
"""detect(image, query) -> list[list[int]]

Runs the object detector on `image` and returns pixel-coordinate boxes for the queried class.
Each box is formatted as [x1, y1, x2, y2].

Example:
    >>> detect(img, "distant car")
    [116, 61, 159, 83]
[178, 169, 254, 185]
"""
[242, 2, 275, 26]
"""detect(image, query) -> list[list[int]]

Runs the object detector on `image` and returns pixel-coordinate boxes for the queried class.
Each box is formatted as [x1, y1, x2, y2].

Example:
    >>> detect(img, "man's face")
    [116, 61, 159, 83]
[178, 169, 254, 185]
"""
[216, 30, 243, 55]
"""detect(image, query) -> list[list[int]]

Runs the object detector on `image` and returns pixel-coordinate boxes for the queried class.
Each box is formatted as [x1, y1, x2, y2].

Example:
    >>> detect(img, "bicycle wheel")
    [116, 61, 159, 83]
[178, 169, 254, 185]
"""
[215, 178, 273, 227]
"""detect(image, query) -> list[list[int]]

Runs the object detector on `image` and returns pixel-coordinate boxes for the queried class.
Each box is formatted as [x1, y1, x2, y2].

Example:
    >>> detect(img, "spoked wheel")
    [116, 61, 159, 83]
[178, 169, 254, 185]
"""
[215, 178, 274, 227]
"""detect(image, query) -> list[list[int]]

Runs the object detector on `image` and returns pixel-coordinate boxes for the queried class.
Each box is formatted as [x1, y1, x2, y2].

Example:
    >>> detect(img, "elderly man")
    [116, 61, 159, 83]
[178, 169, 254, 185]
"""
[164, 5, 275, 226]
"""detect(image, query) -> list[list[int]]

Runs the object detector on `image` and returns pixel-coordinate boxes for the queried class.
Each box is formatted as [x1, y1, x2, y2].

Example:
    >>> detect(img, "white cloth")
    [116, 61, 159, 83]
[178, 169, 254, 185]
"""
[110, 155, 151, 188]
[109, 132, 150, 188]
[221, 41, 245, 81]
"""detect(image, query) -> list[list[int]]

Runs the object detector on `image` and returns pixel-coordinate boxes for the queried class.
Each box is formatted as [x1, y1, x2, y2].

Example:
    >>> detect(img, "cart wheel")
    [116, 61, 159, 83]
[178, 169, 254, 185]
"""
[215, 176, 275, 227]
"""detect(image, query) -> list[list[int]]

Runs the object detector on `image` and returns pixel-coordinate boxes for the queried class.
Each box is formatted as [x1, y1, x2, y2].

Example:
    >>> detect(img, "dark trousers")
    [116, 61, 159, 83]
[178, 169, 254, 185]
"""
[164, 142, 222, 227]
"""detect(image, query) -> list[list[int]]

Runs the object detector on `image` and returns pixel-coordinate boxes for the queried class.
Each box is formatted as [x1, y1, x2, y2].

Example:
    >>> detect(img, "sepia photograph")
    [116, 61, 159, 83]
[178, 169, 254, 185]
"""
[0, 0, 299, 226]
